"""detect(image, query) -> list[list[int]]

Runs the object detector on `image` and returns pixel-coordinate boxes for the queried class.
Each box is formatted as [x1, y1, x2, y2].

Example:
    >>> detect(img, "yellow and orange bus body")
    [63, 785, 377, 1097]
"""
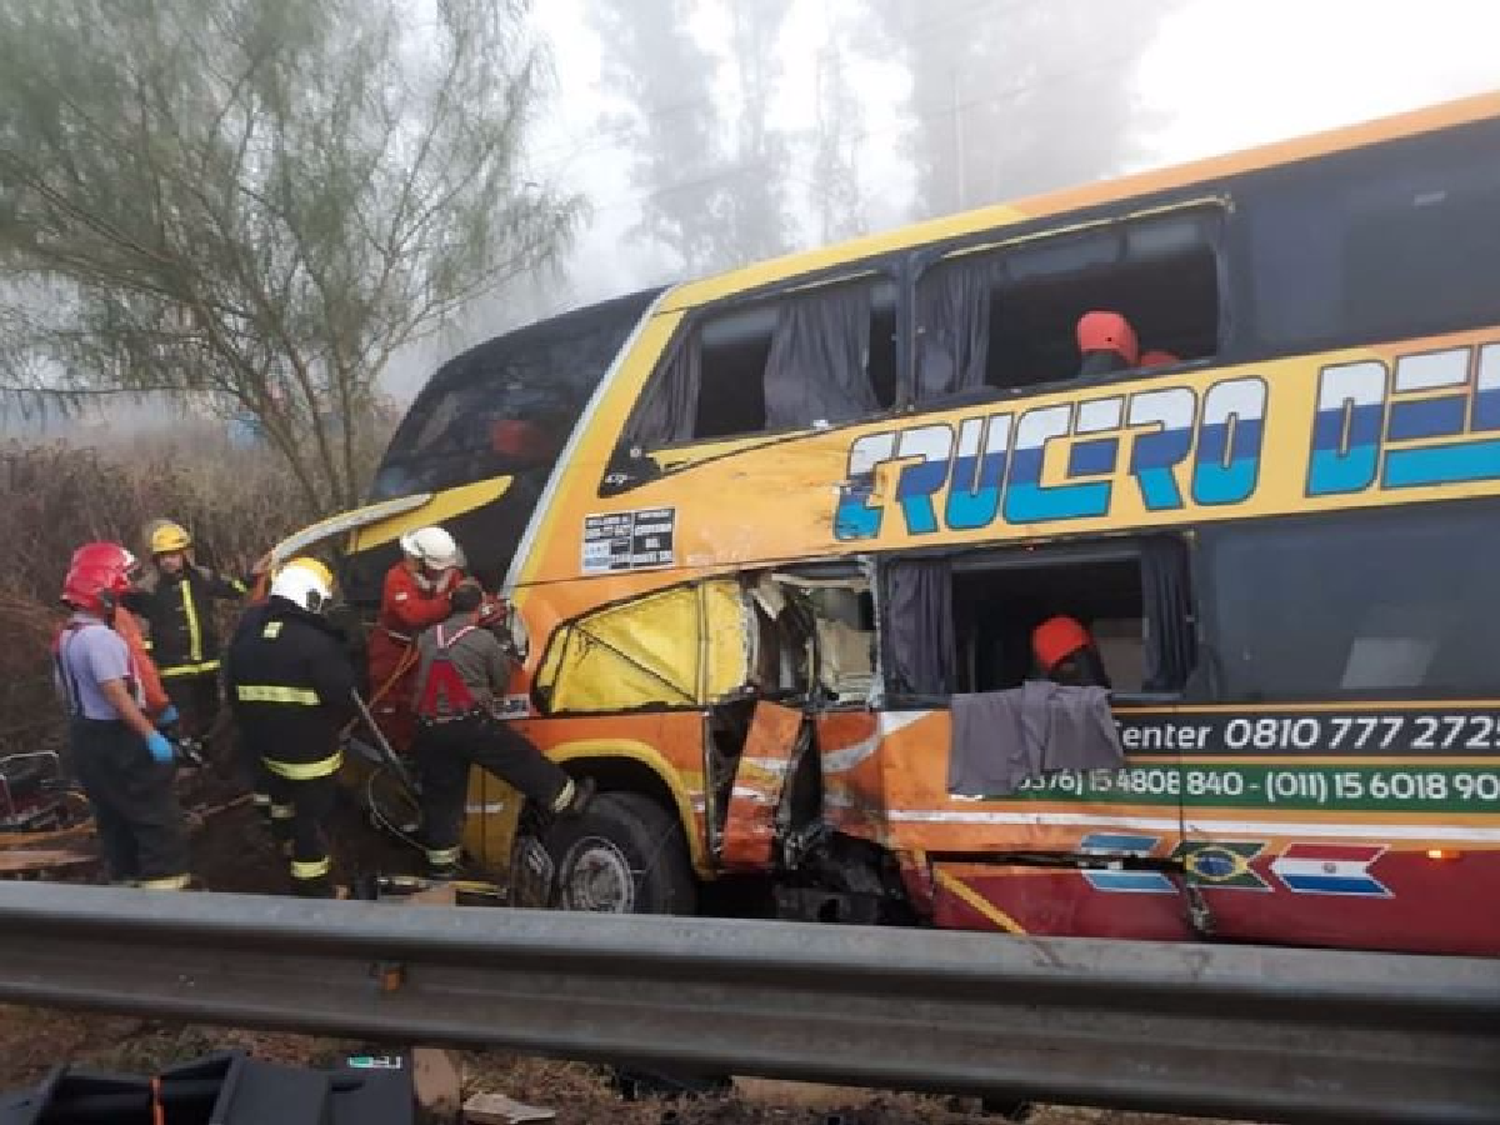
[342, 92, 1500, 955]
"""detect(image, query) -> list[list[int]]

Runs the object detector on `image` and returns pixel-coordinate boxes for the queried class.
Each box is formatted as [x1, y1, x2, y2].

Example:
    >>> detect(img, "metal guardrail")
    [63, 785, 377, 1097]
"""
[0, 883, 1493, 1125]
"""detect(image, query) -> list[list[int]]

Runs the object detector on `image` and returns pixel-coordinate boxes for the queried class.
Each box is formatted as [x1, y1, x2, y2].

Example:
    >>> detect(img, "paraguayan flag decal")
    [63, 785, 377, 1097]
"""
[1270, 844, 1391, 897]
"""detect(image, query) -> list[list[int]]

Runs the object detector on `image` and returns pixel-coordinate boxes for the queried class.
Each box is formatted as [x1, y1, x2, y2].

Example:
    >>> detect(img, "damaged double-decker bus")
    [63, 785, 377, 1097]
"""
[294, 92, 1500, 955]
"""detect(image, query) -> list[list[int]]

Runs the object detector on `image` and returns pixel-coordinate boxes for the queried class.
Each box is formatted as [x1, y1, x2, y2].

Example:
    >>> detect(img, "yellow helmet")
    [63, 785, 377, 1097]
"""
[149, 521, 192, 556]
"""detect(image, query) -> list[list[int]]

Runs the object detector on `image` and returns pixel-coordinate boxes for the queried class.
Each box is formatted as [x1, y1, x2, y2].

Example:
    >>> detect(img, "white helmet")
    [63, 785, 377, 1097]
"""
[270, 557, 334, 614]
[399, 525, 460, 570]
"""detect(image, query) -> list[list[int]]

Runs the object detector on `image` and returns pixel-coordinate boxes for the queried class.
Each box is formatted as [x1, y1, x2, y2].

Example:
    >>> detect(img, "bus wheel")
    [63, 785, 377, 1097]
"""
[542, 791, 697, 915]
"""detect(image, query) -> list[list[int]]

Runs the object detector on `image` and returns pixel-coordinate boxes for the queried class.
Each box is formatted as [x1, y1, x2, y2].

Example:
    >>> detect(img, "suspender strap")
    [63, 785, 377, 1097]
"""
[435, 623, 478, 650]
[416, 623, 483, 721]
[55, 627, 84, 718]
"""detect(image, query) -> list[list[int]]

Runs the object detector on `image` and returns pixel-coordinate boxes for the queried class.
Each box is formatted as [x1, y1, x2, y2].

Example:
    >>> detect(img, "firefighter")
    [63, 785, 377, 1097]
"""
[410, 579, 591, 878]
[54, 548, 192, 889]
[223, 557, 354, 897]
[69, 542, 175, 733]
[127, 520, 259, 754]
[366, 526, 464, 754]
[1075, 310, 1140, 376]
[1031, 615, 1112, 689]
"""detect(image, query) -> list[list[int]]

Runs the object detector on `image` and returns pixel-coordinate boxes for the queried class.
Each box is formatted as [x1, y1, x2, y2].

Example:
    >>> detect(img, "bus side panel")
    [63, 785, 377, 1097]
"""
[515, 710, 713, 873]
[1178, 843, 1500, 956]
[928, 864, 1195, 941]
[1133, 704, 1500, 956]
[822, 707, 1500, 953]
[822, 708, 1182, 853]
[819, 708, 1193, 941]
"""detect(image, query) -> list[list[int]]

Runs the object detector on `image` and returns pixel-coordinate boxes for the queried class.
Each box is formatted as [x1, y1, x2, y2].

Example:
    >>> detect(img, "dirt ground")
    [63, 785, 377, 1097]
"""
[0, 1004, 1249, 1125]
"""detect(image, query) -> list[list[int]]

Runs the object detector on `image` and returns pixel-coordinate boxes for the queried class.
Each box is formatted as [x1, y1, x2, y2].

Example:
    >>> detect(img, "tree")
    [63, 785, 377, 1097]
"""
[587, 0, 727, 276]
[0, 0, 583, 513]
[808, 3, 869, 243]
[588, 0, 794, 275]
[719, 0, 795, 263]
[858, 0, 1179, 219]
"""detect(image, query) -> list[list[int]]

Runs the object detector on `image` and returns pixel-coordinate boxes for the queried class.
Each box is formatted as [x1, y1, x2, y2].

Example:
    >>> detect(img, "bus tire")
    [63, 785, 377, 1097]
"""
[542, 790, 697, 915]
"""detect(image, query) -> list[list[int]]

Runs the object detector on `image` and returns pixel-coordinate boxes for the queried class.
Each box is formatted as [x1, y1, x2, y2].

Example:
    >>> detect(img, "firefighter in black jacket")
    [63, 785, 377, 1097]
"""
[223, 557, 353, 897]
[127, 520, 258, 752]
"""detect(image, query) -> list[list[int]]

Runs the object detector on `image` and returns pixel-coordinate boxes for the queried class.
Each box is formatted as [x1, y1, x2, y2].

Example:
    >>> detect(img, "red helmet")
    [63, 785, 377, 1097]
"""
[70, 541, 140, 582]
[1032, 615, 1094, 674]
[1076, 311, 1140, 368]
[61, 561, 132, 616]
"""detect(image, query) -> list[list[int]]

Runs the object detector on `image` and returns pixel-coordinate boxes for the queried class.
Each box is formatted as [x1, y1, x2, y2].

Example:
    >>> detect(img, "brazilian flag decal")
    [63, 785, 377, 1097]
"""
[1171, 841, 1270, 891]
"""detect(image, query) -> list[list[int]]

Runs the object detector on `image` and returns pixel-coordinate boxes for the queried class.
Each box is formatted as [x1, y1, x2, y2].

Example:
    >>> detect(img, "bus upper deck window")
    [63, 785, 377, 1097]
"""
[1246, 117, 1500, 350]
[915, 207, 1223, 401]
[624, 276, 898, 450]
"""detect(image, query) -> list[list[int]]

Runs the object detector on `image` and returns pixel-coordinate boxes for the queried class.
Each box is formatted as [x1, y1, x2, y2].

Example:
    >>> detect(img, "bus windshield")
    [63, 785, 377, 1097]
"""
[371, 287, 661, 499]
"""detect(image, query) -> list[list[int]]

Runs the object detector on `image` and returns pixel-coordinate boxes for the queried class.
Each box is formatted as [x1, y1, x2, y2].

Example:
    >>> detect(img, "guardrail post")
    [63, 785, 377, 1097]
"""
[402, 883, 464, 1125]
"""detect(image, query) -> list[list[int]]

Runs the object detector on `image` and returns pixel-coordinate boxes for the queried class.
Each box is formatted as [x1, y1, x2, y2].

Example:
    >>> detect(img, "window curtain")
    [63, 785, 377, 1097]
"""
[763, 284, 878, 431]
[1141, 537, 1195, 692]
[881, 557, 955, 697]
[624, 335, 701, 450]
[916, 258, 998, 401]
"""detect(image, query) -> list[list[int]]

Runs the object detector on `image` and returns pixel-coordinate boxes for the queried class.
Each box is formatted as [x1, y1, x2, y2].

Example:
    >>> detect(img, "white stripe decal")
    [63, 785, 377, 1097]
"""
[502, 290, 672, 596]
[884, 809, 1500, 842]
[821, 711, 931, 773]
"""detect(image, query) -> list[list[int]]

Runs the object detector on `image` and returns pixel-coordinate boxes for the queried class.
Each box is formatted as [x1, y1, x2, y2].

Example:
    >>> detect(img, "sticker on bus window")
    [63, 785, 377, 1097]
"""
[582, 507, 676, 574]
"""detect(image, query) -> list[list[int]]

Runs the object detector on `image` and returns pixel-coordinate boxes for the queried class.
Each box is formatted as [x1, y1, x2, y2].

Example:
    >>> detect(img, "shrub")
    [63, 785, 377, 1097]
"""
[0, 432, 324, 751]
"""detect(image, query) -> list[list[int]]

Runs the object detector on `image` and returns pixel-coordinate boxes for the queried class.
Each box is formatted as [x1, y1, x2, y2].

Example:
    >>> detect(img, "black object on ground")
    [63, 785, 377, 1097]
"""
[0, 1048, 415, 1124]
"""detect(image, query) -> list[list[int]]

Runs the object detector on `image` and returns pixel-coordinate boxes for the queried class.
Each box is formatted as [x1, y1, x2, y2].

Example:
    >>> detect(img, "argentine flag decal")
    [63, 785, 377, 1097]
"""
[1270, 844, 1391, 897]
[1079, 833, 1175, 893]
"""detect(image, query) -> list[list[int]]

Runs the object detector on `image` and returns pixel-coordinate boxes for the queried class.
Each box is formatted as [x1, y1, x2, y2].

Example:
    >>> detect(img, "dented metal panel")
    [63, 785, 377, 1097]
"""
[699, 580, 750, 699]
[720, 701, 803, 871]
[537, 580, 749, 712]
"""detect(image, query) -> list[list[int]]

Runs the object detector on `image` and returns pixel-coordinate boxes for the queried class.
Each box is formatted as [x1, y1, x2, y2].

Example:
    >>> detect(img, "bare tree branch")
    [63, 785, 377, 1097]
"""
[0, 0, 581, 512]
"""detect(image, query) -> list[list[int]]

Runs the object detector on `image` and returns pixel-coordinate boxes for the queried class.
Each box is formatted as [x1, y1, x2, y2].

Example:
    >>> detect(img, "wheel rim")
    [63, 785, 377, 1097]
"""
[559, 835, 637, 913]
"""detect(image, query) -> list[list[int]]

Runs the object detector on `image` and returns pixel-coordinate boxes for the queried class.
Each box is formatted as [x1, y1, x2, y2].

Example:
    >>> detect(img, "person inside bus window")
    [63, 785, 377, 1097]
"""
[1032, 615, 1112, 689]
[1076, 311, 1140, 378]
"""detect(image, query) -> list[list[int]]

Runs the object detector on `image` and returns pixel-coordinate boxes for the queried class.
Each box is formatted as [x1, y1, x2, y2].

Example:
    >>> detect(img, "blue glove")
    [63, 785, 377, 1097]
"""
[156, 704, 179, 728]
[145, 731, 175, 764]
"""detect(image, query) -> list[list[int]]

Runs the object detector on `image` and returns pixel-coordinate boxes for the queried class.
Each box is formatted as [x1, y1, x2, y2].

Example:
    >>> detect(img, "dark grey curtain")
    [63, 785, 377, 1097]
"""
[624, 336, 701, 449]
[916, 259, 998, 401]
[882, 558, 955, 697]
[763, 284, 878, 431]
[1142, 537, 1196, 692]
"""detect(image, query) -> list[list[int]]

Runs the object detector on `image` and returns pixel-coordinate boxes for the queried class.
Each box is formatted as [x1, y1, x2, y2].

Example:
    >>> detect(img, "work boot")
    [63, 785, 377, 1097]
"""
[553, 776, 595, 819]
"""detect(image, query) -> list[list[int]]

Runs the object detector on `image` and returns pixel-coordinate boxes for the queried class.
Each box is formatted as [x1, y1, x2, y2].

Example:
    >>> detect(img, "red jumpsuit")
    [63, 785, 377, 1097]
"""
[366, 562, 462, 753]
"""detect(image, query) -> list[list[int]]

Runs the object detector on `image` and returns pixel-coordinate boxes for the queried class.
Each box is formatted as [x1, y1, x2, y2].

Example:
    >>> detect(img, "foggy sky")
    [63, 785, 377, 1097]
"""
[12, 0, 1497, 437]
[423, 0, 1499, 398]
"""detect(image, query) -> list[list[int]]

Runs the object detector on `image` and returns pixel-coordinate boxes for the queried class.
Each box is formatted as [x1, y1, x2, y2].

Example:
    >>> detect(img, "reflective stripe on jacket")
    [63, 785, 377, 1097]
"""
[128, 566, 248, 674]
[223, 599, 356, 772]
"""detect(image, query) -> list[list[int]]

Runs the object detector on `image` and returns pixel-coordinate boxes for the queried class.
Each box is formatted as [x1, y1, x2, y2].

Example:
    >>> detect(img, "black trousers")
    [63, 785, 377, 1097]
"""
[264, 770, 338, 896]
[163, 672, 220, 743]
[413, 713, 570, 862]
[235, 729, 274, 818]
[70, 717, 190, 886]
